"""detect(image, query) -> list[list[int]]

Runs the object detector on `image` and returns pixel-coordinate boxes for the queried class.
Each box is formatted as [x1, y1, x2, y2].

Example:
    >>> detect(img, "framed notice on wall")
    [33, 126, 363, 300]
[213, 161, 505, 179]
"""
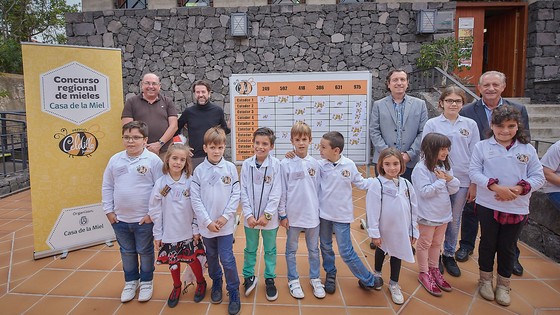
[229, 71, 371, 165]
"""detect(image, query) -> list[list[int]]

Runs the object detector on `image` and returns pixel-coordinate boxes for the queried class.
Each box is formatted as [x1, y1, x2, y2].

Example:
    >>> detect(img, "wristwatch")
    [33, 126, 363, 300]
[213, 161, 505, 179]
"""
[264, 212, 272, 220]
[158, 139, 165, 146]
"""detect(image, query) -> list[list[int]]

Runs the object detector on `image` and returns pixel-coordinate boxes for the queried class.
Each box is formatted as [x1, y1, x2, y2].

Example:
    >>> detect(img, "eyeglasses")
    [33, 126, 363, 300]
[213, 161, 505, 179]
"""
[142, 81, 160, 87]
[122, 136, 145, 141]
[444, 99, 463, 104]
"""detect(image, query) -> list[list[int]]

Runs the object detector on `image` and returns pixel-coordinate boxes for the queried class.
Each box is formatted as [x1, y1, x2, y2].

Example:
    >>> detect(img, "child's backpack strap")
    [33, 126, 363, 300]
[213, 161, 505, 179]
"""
[376, 176, 383, 216]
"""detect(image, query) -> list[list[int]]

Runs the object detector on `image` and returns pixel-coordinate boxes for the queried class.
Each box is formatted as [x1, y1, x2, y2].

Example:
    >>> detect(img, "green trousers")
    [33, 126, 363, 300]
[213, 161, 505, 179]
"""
[242, 226, 278, 279]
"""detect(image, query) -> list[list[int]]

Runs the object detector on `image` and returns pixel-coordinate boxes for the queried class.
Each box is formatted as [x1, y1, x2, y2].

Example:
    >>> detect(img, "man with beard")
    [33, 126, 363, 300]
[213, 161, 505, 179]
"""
[121, 73, 178, 159]
[177, 80, 231, 169]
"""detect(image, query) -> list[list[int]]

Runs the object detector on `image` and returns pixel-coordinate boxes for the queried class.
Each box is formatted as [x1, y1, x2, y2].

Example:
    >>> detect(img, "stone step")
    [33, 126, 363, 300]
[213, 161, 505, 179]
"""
[526, 104, 560, 115]
[504, 97, 532, 104]
[530, 125, 560, 139]
[529, 113, 560, 124]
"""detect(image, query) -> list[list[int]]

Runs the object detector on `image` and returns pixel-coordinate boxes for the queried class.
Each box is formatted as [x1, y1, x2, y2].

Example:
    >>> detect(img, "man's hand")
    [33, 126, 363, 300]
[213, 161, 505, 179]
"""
[402, 152, 411, 164]
[139, 215, 152, 225]
[146, 142, 162, 155]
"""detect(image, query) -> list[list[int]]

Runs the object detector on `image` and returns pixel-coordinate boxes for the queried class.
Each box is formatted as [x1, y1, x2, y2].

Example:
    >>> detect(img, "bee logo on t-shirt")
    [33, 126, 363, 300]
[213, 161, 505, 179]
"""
[264, 175, 273, 184]
[183, 189, 190, 197]
[222, 176, 232, 185]
[308, 168, 316, 177]
[137, 165, 148, 175]
[516, 153, 529, 163]
[459, 128, 470, 137]
[341, 169, 351, 178]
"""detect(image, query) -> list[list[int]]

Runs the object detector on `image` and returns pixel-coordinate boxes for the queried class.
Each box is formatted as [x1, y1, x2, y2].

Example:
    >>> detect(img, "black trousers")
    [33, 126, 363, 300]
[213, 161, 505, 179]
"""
[476, 204, 526, 278]
[374, 247, 402, 283]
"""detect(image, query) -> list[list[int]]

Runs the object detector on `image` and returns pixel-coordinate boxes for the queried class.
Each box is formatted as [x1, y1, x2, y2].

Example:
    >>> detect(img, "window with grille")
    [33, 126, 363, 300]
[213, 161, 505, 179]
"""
[116, 0, 147, 9]
[178, 0, 211, 6]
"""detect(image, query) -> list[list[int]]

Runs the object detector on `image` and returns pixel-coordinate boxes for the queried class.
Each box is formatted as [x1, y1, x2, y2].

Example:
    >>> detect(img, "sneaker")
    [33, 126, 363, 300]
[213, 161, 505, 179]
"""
[418, 272, 442, 297]
[120, 280, 139, 303]
[243, 275, 258, 297]
[310, 278, 326, 299]
[388, 283, 404, 305]
[265, 278, 278, 301]
[442, 255, 461, 277]
[194, 280, 207, 303]
[324, 272, 336, 294]
[288, 279, 304, 299]
[167, 285, 181, 308]
[227, 289, 241, 315]
[429, 267, 452, 292]
[211, 278, 223, 304]
[138, 280, 153, 302]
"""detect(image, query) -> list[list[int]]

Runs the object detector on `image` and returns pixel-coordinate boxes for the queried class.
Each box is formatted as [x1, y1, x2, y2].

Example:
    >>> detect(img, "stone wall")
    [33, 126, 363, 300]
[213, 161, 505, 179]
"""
[521, 191, 560, 262]
[525, 0, 560, 104]
[65, 2, 456, 114]
[0, 170, 30, 197]
[0, 73, 25, 112]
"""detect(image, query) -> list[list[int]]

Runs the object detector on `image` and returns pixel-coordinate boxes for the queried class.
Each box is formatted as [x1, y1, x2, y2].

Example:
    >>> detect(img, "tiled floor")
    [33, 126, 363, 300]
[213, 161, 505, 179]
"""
[1, 178, 560, 315]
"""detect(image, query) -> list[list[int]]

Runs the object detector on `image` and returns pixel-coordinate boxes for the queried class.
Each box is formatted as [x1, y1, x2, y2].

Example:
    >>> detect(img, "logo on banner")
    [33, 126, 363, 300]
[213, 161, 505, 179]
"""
[40, 62, 111, 125]
[54, 125, 104, 157]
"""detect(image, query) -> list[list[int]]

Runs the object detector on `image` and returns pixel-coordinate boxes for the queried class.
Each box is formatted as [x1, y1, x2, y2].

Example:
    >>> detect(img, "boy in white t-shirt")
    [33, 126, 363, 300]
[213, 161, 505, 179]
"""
[102, 121, 163, 303]
[279, 121, 325, 300]
[240, 127, 282, 301]
[190, 127, 241, 315]
[317, 131, 381, 294]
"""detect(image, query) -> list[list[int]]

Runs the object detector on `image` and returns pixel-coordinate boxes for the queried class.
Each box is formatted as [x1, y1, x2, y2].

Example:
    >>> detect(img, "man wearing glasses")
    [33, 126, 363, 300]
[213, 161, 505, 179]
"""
[121, 73, 178, 159]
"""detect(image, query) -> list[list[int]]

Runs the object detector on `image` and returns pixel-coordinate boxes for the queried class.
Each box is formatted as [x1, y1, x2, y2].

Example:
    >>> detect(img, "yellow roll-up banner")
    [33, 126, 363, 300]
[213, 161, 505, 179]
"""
[22, 43, 123, 259]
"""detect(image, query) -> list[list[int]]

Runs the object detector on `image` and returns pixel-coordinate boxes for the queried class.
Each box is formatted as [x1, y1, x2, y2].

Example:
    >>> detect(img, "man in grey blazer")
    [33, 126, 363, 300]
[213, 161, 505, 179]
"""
[456, 70, 530, 277]
[369, 69, 428, 181]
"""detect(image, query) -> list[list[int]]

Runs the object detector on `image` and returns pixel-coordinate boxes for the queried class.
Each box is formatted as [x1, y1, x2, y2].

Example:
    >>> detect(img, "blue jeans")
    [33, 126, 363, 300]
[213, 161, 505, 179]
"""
[112, 221, 155, 282]
[320, 218, 375, 285]
[547, 192, 560, 210]
[203, 234, 240, 292]
[443, 187, 468, 257]
[286, 225, 320, 281]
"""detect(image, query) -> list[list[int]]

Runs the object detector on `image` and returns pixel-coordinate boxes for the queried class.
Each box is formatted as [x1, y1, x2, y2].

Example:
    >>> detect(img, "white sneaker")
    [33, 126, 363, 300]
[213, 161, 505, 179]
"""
[138, 280, 153, 302]
[288, 279, 304, 299]
[389, 283, 404, 305]
[121, 280, 139, 303]
[310, 278, 326, 299]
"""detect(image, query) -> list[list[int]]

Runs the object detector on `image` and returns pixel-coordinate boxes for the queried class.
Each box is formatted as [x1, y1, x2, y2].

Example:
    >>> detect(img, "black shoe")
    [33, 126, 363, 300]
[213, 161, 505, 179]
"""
[167, 285, 181, 308]
[513, 259, 524, 276]
[243, 275, 257, 297]
[439, 255, 444, 274]
[442, 255, 461, 277]
[211, 279, 223, 304]
[373, 275, 384, 290]
[455, 247, 473, 262]
[324, 272, 336, 294]
[228, 289, 241, 315]
[265, 278, 278, 301]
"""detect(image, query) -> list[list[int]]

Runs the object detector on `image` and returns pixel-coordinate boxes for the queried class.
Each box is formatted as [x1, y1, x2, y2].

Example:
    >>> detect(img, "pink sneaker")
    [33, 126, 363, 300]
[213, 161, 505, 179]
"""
[418, 272, 442, 297]
[429, 267, 452, 292]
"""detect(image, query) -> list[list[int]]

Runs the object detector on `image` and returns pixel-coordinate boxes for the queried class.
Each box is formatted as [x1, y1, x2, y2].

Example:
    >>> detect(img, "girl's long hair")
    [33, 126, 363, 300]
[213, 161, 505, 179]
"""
[421, 132, 452, 172]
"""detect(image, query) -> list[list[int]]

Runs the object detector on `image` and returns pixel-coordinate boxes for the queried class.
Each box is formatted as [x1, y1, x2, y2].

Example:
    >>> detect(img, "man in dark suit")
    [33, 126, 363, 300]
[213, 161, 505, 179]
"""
[456, 71, 530, 277]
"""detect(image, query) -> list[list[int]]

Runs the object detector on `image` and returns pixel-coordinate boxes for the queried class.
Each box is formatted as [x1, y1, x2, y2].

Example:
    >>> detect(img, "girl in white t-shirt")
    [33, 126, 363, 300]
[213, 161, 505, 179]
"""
[366, 147, 418, 305]
[412, 133, 460, 297]
[149, 144, 207, 308]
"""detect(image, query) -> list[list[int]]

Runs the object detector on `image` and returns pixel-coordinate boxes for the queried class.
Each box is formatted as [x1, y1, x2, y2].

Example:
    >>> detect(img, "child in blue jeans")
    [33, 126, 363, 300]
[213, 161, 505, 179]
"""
[102, 121, 163, 303]
[279, 122, 324, 299]
[317, 131, 381, 294]
[191, 127, 241, 315]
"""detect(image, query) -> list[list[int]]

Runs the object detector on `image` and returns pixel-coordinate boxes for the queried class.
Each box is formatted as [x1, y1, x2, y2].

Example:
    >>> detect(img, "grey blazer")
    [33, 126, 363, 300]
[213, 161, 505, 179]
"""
[369, 94, 428, 168]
